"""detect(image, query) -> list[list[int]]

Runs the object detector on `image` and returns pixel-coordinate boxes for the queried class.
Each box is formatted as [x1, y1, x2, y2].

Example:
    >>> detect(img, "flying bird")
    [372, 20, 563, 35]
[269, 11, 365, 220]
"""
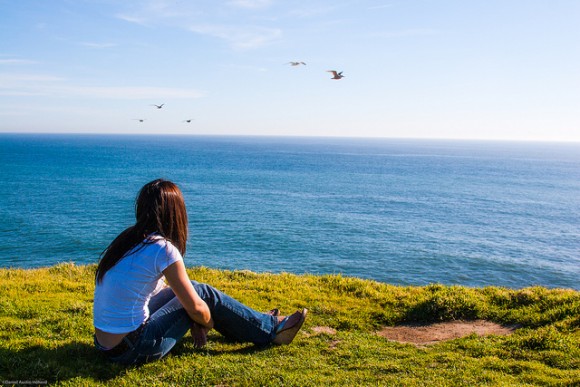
[151, 104, 165, 109]
[327, 70, 344, 80]
[133, 119, 146, 122]
[287, 61, 306, 66]
[183, 119, 194, 123]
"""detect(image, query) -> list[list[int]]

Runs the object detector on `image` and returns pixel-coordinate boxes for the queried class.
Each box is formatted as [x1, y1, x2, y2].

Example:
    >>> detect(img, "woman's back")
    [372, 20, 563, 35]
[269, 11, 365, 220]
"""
[93, 236, 182, 334]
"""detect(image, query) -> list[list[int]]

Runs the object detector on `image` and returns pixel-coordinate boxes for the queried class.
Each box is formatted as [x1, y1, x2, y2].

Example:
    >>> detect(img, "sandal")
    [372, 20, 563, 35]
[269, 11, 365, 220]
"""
[273, 308, 308, 345]
[267, 308, 280, 316]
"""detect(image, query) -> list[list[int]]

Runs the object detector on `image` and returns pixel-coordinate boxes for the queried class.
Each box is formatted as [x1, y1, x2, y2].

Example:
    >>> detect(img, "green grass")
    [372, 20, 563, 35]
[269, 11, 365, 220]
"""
[0, 263, 579, 386]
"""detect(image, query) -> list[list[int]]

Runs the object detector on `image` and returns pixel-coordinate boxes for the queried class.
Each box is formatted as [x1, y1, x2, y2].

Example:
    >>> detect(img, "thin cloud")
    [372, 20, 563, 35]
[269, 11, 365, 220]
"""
[64, 86, 204, 99]
[113, 1, 280, 50]
[0, 73, 64, 82]
[0, 85, 204, 99]
[189, 24, 282, 50]
[0, 104, 94, 115]
[367, 3, 395, 10]
[288, 4, 344, 18]
[228, 0, 273, 9]
[0, 73, 203, 99]
[0, 59, 38, 65]
[371, 28, 439, 38]
[0, 107, 29, 116]
[219, 63, 268, 73]
[115, 13, 150, 26]
[114, 0, 195, 25]
[79, 42, 119, 49]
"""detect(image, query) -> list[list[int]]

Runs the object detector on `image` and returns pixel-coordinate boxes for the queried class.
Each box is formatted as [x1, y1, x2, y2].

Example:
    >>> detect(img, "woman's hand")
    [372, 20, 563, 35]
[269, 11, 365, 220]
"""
[191, 322, 210, 348]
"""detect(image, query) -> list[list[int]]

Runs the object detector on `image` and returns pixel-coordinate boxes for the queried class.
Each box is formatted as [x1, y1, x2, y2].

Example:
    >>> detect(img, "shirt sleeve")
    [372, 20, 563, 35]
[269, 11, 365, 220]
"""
[155, 240, 183, 273]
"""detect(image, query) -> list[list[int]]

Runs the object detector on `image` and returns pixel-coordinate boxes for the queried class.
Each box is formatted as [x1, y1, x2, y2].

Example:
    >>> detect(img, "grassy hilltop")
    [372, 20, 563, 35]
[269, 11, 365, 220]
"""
[0, 263, 579, 386]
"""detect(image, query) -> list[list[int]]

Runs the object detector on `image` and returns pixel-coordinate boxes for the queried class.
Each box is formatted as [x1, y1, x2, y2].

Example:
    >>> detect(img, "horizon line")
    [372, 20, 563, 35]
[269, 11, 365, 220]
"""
[1, 131, 579, 144]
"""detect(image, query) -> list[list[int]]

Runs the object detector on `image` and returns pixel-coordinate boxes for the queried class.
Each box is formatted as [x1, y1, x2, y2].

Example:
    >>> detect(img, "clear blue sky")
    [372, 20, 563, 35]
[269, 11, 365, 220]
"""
[1, 0, 579, 141]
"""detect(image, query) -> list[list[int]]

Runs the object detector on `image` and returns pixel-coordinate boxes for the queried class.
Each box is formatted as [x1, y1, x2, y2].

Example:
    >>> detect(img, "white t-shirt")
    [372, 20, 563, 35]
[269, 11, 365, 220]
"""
[93, 236, 183, 334]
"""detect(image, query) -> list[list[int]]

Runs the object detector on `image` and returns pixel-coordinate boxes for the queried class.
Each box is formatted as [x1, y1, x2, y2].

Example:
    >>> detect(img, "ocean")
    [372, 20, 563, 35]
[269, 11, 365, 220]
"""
[1, 133, 578, 290]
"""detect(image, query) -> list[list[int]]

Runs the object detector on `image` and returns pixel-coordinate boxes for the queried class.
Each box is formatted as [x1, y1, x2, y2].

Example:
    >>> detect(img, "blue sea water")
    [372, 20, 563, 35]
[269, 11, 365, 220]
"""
[0, 133, 579, 290]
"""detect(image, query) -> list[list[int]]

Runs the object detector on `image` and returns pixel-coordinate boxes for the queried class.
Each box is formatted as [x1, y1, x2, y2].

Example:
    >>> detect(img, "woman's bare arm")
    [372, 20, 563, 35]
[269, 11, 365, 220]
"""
[163, 260, 214, 329]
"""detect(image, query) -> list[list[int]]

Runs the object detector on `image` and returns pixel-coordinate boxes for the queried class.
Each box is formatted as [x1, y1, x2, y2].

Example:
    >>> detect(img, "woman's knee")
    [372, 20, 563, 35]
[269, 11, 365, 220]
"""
[192, 281, 211, 295]
[191, 282, 220, 304]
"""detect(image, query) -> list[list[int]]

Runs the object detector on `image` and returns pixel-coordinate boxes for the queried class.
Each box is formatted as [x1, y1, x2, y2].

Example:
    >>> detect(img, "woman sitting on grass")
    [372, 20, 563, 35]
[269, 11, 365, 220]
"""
[93, 178, 307, 365]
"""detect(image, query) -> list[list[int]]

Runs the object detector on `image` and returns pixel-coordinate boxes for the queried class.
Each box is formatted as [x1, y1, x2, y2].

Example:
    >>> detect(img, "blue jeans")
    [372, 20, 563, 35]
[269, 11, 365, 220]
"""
[97, 281, 279, 365]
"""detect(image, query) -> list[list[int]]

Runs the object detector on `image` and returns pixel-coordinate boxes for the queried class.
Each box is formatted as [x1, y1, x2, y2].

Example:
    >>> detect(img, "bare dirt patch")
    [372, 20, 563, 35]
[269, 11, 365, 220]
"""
[309, 326, 337, 336]
[306, 326, 341, 349]
[377, 320, 517, 346]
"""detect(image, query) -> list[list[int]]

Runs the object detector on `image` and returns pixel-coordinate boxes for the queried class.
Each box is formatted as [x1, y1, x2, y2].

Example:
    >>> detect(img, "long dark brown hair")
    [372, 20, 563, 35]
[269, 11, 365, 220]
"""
[96, 179, 188, 283]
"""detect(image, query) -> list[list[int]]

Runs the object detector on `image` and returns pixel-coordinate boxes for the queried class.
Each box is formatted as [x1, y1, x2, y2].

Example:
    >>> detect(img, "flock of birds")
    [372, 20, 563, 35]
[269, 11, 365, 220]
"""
[287, 61, 345, 80]
[133, 105, 193, 123]
[133, 103, 193, 123]
[133, 61, 344, 123]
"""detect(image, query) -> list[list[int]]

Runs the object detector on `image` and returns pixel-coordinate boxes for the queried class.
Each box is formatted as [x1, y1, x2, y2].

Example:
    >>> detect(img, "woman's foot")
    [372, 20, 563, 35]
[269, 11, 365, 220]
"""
[273, 308, 308, 345]
[267, 308, 280, 317]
